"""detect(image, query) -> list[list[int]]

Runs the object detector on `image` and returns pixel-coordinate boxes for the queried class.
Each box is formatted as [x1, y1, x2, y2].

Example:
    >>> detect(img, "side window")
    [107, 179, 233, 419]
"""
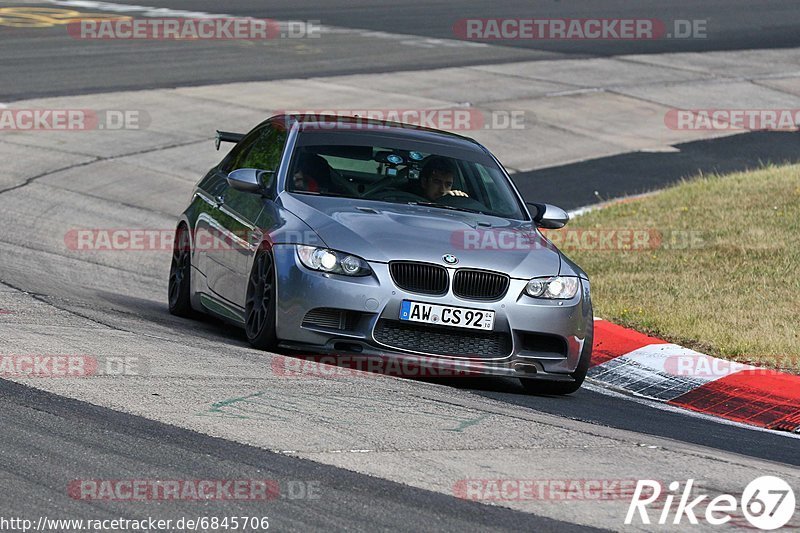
[221, 124, 288, 173]
[240, 125, 288, 171]
[220, 130, 260, 173]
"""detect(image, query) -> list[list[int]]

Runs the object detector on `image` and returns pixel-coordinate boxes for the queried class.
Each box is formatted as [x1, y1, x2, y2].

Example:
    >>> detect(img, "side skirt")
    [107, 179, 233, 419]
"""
[199, 293, 246, 327]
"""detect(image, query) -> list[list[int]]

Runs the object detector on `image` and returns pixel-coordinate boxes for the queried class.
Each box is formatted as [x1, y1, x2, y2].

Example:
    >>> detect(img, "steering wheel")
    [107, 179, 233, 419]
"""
[435, 193, 491, 212]
[360, 172, 408, 197]
[365, 189, 426, 203]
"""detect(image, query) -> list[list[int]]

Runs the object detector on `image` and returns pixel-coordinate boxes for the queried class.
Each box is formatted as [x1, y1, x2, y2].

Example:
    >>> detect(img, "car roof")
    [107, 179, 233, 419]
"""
[267, 113, 486, 153]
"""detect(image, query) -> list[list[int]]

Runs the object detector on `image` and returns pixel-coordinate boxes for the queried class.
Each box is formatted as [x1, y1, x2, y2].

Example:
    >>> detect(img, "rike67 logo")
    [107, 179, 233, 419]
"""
[626, 476, 796, 530]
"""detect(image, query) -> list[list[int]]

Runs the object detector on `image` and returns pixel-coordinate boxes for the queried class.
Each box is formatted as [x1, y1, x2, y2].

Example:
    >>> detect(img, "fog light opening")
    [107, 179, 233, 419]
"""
[333, 342, 364, 353]
[514, 362, 540, 375]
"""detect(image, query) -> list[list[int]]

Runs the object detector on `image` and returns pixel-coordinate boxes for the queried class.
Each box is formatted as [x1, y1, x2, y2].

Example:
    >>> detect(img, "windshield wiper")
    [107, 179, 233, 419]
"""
[407, 201, 490, 216]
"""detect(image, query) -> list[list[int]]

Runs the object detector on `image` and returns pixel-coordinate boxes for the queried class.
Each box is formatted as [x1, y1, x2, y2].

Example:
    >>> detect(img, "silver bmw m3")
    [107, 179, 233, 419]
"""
[169, 114, 593, 394]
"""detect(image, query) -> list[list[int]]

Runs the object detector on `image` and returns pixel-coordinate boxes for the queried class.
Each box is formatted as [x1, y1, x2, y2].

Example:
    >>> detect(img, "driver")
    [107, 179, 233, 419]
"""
[415, 156, 468, 201]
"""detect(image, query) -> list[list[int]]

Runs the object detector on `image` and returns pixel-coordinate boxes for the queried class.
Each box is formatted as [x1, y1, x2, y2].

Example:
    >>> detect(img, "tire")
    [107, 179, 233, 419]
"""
[245, 248, 278, 350]
[520, 321, 593, 396]
[168, 224, 194, 317]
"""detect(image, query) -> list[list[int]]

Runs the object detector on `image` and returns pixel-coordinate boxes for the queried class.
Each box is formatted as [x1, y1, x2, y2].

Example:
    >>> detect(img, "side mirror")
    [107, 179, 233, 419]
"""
[227, 168, 274, 195]
[528, 202, 569, 229]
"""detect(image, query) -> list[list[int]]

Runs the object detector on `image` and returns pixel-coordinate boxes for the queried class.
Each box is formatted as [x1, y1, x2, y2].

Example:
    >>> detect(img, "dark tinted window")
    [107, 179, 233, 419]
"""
[224, 124, 287, 172]
[241, 126, 287, 171]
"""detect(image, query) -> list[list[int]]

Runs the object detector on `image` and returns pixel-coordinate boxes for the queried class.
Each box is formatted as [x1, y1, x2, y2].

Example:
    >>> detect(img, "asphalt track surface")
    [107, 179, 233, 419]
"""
[2, 0, 800, 100]
[1, 1, 800, 531]
[0, 379, 591, 532]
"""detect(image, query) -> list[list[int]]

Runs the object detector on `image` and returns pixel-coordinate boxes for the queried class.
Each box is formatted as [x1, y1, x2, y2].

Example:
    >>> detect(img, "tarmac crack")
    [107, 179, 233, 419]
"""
[35, 180, 179, 219]
[0, 278, 130, 334]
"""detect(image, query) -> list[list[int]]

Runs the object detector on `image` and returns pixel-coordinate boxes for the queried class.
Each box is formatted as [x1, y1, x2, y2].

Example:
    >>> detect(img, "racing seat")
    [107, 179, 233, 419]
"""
[329, 167, 361, 197]
[296, 154, 359, 196]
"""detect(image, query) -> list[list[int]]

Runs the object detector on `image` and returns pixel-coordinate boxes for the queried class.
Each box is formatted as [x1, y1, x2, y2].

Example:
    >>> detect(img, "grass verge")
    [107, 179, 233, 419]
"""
[559, 163, 800, 372]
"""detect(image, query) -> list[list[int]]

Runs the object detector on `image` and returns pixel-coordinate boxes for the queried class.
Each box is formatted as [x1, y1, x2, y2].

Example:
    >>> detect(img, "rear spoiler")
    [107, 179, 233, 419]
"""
[215, 130, 245, 150]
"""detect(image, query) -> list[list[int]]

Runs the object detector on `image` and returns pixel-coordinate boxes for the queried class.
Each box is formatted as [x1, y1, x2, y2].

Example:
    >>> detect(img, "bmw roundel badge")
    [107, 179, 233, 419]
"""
[442, 254, 459, 265]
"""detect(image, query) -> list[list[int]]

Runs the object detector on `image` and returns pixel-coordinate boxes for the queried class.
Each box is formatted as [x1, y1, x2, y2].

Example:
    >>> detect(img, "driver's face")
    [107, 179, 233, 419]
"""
[421, 171, 454, 201]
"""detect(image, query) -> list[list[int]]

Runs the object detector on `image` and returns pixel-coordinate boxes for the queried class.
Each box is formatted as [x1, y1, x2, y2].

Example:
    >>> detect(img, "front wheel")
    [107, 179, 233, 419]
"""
[520, 323, 593, 396]
[245, 249, 278, 350]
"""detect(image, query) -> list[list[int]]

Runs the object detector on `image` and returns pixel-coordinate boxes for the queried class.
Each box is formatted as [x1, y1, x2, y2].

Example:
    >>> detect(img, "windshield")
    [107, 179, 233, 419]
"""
[286, 141, 527, 220]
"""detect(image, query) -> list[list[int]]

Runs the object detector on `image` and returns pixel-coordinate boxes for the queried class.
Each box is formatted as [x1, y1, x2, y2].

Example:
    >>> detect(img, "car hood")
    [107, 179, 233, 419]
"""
[280, 193, 562, 279]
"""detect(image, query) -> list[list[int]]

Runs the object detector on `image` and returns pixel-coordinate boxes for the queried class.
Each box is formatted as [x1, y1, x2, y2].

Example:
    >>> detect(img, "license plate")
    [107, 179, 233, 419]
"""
[399, 300, 495, 330]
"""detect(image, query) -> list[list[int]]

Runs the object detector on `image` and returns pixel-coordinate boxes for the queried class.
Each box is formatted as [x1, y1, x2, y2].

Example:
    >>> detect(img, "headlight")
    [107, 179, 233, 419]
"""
[524, 276, 579, 299]
[296, 246, 372, 276]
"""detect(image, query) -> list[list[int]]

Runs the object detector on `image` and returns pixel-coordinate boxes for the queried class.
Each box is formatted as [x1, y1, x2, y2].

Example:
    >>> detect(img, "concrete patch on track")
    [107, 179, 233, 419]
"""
[1, 47, 797, 174]
[620, 49, 800, 78]
[756, 77, 800, 97]
[471, 56, 709, 89]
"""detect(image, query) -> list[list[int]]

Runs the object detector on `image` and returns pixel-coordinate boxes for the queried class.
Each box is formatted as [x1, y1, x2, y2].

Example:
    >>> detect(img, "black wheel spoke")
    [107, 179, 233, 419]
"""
[245, 250, 275, 343]
[254, 308, 263, 330]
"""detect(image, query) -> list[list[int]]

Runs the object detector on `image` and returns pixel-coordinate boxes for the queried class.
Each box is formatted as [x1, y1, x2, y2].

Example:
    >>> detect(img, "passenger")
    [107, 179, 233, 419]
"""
[293, 154, 332, 193]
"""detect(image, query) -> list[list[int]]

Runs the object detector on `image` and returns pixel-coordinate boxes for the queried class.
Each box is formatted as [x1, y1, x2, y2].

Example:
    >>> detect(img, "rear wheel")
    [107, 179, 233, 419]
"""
[168, 224, 194, 317]
[520, 321, 593, 396]
[245, 249, 278, 350]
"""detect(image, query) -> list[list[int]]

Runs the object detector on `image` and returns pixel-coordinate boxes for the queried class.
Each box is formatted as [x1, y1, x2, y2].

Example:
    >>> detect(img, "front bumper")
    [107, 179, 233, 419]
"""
[272, 245, 592, 378]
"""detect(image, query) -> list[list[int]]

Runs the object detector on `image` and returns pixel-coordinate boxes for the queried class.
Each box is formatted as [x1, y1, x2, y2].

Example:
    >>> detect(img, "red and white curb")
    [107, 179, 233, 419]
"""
[589, 319, 800, 434]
